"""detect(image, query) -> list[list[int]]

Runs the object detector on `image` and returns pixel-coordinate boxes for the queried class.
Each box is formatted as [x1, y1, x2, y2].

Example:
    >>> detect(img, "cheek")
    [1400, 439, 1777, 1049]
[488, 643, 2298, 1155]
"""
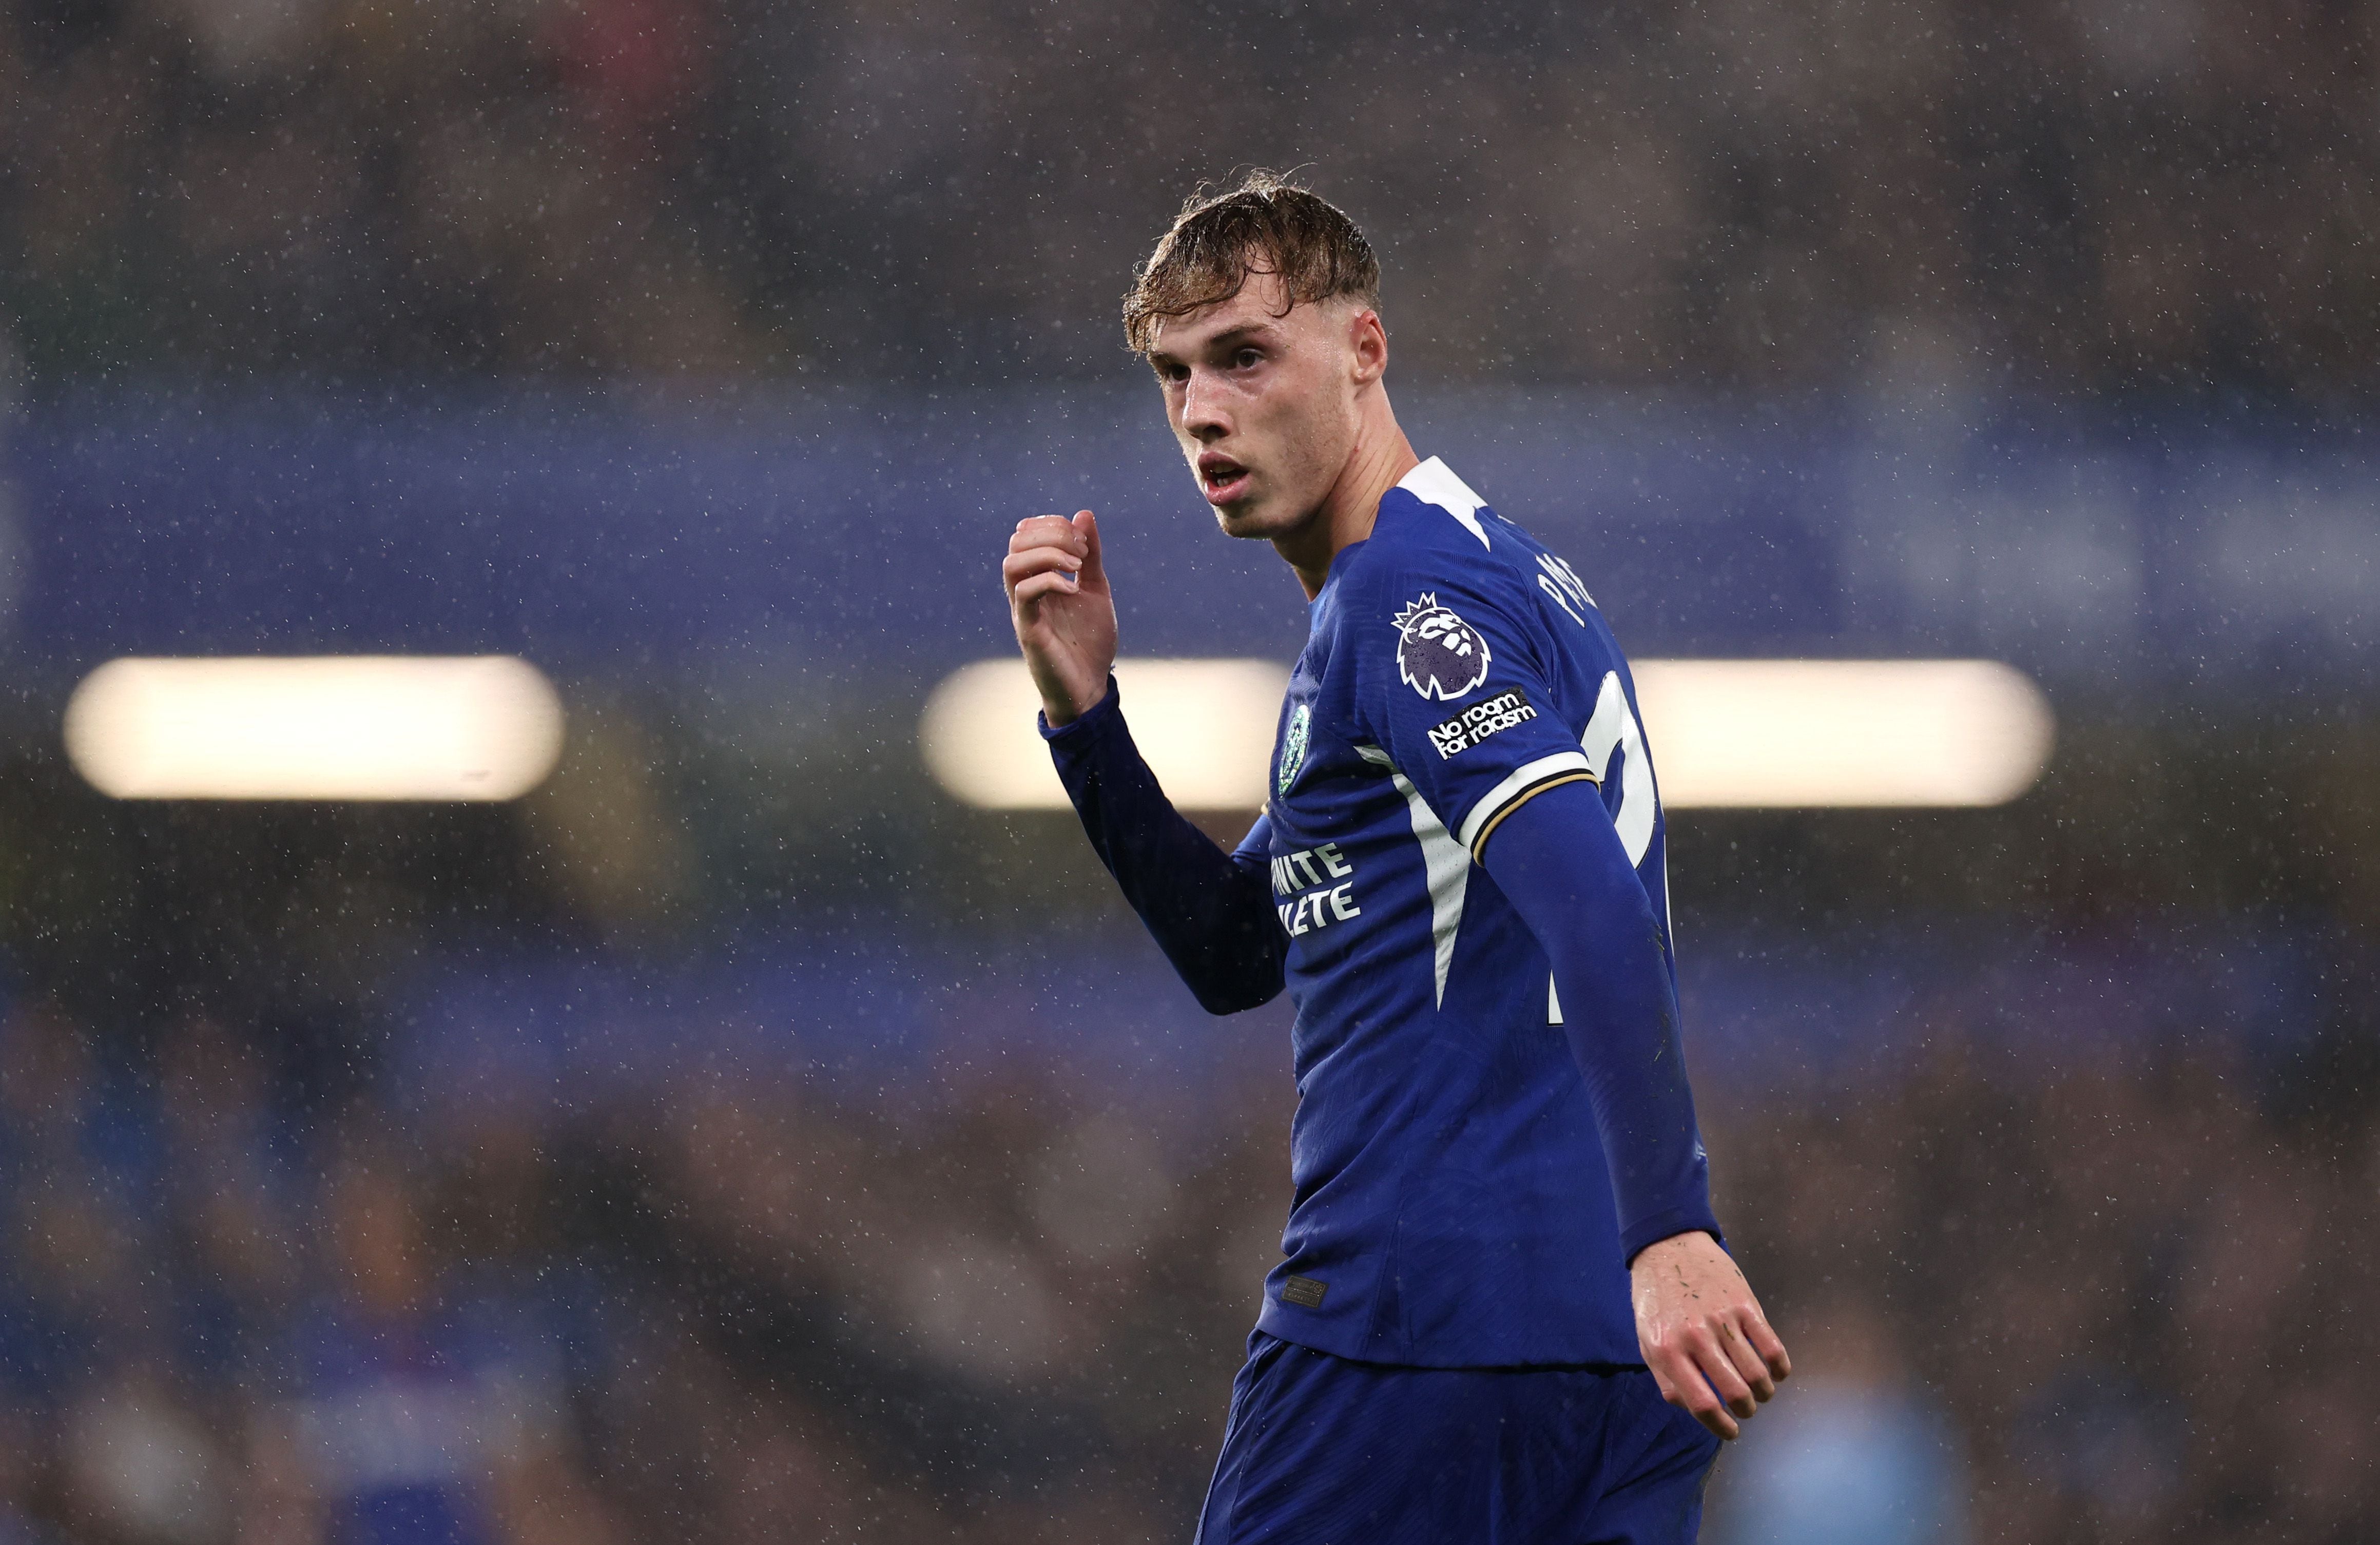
[1275, 384, 1351, 468]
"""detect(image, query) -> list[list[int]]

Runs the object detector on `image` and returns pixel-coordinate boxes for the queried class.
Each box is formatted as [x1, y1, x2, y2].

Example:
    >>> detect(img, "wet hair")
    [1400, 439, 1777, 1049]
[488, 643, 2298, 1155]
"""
[1122, 170, 1381, 355]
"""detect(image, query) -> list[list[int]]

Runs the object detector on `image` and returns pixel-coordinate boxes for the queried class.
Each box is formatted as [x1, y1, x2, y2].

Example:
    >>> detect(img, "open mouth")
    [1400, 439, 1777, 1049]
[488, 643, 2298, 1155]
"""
[1198, 455, 1250, 505]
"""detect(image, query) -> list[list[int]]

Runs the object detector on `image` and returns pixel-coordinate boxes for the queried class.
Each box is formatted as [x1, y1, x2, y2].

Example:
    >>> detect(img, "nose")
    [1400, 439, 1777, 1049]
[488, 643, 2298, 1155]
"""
[1181, 367, 1230, 444]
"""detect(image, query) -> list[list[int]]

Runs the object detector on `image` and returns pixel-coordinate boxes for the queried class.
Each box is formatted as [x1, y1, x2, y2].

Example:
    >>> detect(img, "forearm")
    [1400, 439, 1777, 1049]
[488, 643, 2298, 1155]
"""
[1479, 783, 1717, 1261]
[1043, 680, 1286, 1013]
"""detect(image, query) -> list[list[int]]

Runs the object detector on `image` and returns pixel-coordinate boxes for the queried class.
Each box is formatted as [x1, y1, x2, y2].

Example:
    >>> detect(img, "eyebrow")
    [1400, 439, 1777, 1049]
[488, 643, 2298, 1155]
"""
[1148, 321, 1280, 369]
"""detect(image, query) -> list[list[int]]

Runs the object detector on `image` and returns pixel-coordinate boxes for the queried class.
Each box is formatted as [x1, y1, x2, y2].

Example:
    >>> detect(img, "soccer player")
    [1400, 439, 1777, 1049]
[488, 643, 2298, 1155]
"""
[1001, 173, 1791, 1542]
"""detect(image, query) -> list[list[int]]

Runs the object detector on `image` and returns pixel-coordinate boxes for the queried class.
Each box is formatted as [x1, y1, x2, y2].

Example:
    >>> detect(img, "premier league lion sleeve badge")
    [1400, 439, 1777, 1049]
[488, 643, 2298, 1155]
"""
[1392, 593, 1493, 702]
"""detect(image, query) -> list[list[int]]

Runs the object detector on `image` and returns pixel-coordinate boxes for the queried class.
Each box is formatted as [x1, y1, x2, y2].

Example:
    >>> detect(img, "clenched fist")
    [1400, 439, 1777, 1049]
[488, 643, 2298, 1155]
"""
[1003, 510, 1118, 726]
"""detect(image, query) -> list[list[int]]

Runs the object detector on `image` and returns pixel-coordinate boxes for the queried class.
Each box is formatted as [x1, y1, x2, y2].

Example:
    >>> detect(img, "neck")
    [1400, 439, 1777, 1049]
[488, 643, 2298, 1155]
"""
[1274, 400, 1419, 599]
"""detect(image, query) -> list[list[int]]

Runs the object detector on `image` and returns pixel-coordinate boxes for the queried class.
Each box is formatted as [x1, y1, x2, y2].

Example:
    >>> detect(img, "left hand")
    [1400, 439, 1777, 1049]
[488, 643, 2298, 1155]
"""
[1630, 1230, 1791, 1440]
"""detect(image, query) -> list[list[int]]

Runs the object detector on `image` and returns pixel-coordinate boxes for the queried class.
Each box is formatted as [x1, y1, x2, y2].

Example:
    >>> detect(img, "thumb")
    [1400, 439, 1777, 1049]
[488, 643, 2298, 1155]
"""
[1074, 509, 1106, 586]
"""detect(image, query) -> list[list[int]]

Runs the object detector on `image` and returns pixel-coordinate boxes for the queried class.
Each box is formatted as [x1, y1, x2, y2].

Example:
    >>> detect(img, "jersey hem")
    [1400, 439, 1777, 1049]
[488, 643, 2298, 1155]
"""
[1252, 1306, 1647, 1373]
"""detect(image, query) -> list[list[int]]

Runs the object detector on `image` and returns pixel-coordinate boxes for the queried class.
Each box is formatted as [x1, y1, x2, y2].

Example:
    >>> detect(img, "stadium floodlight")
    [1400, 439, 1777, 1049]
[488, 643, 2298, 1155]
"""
[1632, 659, 2053, 808]
[64, 655, 566, 801]
[920, 656, 2052, 812]
[920, 657, 1292, 810]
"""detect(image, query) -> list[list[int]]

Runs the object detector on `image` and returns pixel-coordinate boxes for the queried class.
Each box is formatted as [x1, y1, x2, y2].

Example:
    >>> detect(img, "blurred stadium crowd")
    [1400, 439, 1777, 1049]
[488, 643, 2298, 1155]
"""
[5, 0, 2377, 1540]
[2, 0, 2375, 390]
[0, 981, 2370, 1544]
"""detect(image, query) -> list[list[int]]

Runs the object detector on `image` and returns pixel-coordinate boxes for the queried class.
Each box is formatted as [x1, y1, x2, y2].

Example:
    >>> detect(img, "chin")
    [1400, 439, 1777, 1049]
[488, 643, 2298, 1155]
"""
[1212, 489, 1304, 542]
[1211, 504, 1262, 538]
[1214, 506, 1290, 542]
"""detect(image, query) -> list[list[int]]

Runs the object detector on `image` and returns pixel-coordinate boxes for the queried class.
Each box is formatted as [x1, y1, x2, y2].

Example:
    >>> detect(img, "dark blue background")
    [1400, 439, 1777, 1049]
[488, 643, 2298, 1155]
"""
[10, 387, 2374, 697]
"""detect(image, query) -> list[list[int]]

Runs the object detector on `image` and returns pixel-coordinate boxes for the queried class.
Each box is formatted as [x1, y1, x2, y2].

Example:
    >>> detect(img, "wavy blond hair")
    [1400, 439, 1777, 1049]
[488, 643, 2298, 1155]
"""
[1122, 170, 1380, 354]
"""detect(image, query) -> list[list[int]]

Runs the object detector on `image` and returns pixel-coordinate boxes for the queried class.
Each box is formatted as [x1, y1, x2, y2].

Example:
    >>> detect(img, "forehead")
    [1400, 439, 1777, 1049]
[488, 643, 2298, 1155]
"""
[1148, 270, 1328, 357]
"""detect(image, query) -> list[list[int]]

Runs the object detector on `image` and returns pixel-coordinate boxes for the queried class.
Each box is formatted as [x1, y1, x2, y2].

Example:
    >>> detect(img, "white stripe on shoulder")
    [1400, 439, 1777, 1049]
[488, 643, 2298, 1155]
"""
[1454, 750, 1596, 851]
[1397, 456, 1491, 549]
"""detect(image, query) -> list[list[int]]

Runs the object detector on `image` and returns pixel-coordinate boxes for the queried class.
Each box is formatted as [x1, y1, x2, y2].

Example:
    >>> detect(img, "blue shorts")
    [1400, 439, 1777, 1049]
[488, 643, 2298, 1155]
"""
[1195, 1331, 1721, 1544]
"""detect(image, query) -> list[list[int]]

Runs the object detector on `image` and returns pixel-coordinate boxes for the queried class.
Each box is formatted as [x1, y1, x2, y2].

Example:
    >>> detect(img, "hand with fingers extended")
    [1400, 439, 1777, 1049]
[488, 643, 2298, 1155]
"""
[1631, 1230, 1793, 1441]
[1004, 510, 1118, 726]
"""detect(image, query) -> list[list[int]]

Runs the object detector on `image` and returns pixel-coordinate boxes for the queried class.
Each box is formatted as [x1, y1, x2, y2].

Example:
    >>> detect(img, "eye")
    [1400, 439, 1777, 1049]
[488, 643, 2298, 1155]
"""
[1231, 347, 1263, 370]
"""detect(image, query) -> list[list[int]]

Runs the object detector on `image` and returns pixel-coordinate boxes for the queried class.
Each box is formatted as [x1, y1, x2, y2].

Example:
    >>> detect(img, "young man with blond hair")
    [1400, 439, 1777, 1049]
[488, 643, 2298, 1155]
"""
[1002, 172, 1790, 1541]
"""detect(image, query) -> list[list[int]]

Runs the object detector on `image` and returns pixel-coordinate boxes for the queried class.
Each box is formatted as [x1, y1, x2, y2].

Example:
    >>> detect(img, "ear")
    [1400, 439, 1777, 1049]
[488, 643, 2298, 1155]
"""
[1347, 306, 1388, 386]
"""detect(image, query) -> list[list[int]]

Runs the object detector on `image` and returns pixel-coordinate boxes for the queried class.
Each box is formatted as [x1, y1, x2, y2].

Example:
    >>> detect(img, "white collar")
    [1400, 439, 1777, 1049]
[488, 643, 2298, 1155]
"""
[1396, 456, 1491, 548]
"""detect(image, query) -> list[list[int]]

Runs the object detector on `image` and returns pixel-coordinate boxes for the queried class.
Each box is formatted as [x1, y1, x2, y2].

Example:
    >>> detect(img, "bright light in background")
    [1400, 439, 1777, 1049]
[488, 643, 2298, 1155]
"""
[1635, 659, 2053, 808]
[65, 656, 566, 801]
[921, 658, 1290, 810]
[920, 657, 2052, 812]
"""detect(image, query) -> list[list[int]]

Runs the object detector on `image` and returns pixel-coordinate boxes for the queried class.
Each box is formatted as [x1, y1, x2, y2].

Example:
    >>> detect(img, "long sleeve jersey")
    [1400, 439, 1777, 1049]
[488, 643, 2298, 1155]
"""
[1042, 456, 1717, 1368]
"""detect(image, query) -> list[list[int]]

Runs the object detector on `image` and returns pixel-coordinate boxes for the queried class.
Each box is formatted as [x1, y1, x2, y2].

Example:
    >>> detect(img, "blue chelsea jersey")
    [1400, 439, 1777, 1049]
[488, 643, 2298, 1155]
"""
[1245, 456, 1674, 1367]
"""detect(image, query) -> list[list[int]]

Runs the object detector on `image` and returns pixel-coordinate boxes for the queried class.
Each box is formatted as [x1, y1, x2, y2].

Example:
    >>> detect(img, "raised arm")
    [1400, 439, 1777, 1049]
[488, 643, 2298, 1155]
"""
[1478, 783, 1789, 1439]
[1042, 691, 1286, 1013]
[1004, 511, 1286, 1014]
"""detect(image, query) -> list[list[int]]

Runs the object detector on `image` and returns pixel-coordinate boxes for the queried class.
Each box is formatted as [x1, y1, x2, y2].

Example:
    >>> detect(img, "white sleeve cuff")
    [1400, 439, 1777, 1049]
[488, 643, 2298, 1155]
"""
[1454, 750, 1598, 854]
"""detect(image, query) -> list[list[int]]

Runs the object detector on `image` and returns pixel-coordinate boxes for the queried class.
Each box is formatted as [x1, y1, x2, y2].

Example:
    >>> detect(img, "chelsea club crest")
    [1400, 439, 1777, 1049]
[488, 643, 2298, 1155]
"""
[1278, 702, 1311, 796]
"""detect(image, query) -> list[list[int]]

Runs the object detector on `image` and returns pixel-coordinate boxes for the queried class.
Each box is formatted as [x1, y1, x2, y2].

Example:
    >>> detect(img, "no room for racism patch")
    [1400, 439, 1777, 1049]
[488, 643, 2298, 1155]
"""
[1427, 687, 1537, 759]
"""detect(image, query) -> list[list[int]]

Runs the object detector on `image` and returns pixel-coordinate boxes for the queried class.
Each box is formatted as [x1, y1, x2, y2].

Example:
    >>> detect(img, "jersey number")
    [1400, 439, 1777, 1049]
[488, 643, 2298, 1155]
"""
[1550, 670, 1658, 1026]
